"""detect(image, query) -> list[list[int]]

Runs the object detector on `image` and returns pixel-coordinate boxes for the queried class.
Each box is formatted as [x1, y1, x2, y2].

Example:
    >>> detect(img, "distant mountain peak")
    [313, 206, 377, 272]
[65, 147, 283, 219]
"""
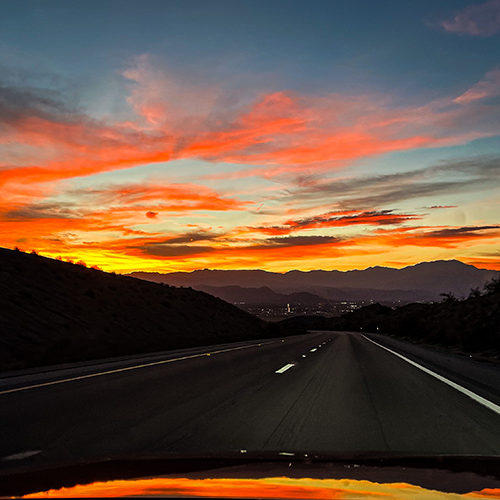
[407, 259, 473, 268]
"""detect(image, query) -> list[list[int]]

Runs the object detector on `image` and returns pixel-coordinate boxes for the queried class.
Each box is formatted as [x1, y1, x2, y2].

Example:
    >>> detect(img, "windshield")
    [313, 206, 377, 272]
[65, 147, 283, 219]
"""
[1, 1, 500, 498]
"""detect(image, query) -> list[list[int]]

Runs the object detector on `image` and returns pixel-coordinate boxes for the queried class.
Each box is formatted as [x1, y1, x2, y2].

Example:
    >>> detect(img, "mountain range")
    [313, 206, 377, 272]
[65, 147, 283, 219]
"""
[189, 285, 325, 306]
[129, 260, 499, 303]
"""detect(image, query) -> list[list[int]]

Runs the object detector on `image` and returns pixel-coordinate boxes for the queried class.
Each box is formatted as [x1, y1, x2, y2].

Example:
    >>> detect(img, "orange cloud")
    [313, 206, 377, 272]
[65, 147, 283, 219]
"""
[120, 224, 500, 272]
[466, 488, 500, 498]
[460, 257, 500, 271]
[0, 182, 248, 259]
[132, 223, 500, 267]
[7, 217, 499, 273]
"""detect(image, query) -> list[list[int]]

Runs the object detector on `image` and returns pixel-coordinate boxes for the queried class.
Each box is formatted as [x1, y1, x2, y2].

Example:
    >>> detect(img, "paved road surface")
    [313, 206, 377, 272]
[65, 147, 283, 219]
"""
[1, 331, 500, 471]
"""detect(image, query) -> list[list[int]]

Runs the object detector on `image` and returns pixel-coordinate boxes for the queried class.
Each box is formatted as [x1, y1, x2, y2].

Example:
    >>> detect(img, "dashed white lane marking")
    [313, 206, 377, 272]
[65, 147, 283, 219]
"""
[275, 364, 295, 374]
[361, 334, 500, 417]
[0, 341, 276, 396]
[2, 450, 41, 461]
[310, 348, 317, 352]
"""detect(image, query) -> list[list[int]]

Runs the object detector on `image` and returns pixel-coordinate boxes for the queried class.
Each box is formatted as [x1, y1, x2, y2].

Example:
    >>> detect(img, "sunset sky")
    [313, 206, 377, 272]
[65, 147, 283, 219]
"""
[1, 0, 500, 272]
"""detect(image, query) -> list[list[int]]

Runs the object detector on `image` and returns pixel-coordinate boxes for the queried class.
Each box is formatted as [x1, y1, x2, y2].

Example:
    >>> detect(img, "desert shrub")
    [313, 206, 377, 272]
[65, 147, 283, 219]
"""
[440, 292, 457, 303]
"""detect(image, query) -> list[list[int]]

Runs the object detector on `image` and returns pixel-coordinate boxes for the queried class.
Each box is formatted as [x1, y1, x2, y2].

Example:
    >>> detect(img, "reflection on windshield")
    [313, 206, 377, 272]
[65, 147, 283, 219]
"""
[21, 477, 500, 499]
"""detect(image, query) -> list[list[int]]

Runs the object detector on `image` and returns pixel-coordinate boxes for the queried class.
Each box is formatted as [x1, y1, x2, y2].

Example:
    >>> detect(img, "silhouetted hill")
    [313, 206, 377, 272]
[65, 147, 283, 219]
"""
[0, 248, 282, 373]
[279, 282, 500, 358]
[192, 285, 326, 306]
[130, 261, 498, 302]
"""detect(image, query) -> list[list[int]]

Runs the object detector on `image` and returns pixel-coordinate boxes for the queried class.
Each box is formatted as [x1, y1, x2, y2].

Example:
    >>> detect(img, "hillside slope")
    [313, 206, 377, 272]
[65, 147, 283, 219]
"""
[192, 285, 326, 306]
[0, 248, 280, 372]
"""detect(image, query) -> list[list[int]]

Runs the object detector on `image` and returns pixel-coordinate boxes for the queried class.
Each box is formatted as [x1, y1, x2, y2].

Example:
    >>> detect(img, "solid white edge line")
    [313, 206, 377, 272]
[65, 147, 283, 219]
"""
[275, 363, 295, 374]
[0, 341, 277, 396]
[360, 334, 500, 417]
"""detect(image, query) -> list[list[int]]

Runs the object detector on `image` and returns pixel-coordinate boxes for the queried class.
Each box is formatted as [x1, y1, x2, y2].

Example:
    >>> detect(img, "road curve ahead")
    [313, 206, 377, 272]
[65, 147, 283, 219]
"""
[1, 331, 500, 469]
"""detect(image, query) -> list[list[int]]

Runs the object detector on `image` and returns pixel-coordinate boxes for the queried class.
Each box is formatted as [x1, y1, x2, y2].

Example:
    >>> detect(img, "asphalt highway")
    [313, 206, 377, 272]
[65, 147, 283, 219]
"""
[2, 331, 500, 471]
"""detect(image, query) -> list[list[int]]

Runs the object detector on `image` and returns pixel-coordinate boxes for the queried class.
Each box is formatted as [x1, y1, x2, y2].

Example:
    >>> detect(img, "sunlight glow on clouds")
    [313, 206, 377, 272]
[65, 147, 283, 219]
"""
[454, 69, 500, 104]
[1, 52, 500, 272]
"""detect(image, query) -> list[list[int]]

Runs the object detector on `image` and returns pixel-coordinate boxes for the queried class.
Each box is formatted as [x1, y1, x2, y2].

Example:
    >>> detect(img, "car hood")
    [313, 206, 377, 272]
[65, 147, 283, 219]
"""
[2, 452, 500, 497]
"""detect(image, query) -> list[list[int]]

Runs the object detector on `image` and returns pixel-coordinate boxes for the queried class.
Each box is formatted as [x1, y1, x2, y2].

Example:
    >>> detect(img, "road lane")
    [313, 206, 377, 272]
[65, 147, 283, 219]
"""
[363, 332, 500, 409]
[361, 334, 500, 417]
[0, 332, 332, 466]
[1, 331, 500, 473]
[0, 340, 278, 396]
[162, 332, 500, 456]
[0, 337, 281, 394]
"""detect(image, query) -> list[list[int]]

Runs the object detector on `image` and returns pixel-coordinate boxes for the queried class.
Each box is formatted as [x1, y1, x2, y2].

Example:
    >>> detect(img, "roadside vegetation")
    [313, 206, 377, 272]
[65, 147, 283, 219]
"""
[279, 277, 500, 360]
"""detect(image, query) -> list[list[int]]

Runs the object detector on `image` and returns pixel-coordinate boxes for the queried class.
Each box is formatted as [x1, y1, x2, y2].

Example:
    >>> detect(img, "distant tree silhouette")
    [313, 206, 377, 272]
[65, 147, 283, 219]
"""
[440, 292, 457, 303]
[484, 276, 500, 295]
[468, 287, 482, 298]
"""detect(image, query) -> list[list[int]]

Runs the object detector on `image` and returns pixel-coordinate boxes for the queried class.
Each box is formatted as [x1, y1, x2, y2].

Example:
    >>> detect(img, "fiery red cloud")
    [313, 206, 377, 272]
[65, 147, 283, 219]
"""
[249, 210, 422, 235]
[73, 183, 250, 212]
